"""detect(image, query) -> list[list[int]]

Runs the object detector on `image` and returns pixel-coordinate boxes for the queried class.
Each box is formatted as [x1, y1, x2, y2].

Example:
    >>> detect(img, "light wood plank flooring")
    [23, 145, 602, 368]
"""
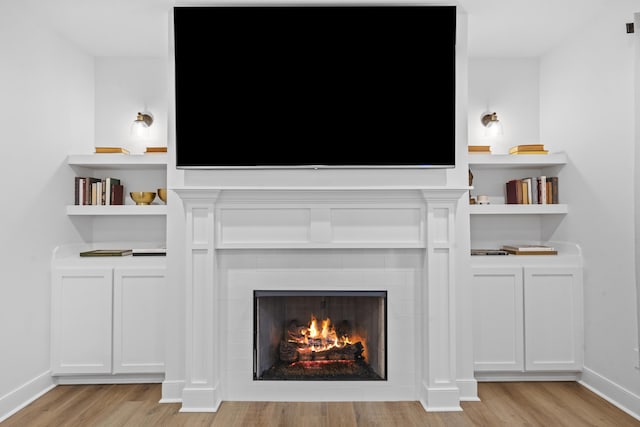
[2, 382, 638, 426]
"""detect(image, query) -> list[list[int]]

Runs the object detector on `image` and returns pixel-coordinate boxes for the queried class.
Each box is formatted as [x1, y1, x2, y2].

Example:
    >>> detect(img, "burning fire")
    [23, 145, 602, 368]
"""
[288, 314, 367, 360]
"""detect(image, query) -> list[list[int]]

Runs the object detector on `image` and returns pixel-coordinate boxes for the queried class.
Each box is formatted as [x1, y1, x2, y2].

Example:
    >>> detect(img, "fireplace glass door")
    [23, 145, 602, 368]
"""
[254, 290, 387, 381]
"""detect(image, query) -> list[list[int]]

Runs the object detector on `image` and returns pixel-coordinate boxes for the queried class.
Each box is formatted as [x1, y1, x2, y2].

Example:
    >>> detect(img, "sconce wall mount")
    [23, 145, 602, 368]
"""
[135, 112, 153, 127]
[481, 111, 503, 137]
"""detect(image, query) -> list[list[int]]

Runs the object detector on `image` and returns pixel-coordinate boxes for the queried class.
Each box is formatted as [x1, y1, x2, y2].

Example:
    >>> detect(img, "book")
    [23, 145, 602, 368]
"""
[78, 177, 85, 205]
[510, 150, 549, 155]
[131, 247, 166, 256]
[501, 244, 556, 252]
[111, 184, 124, 205]
[502, 248, 558, 255]
[95, 146, 130, 154]
[74, 177, 82, 205]
[471, 249, 509, 256]
[550, 176, 559, 204]
[505, 179, 523, 204]
[509, 144, 545, 154]
[82, 177, 100, 205]
[104, 177, 121, 205]
[522, 177, 534, 204]
[145, 146, 167, 153]
[537, 176, 547, 205]
[79, 249, 133, 257]
[468, 145, 491, 153]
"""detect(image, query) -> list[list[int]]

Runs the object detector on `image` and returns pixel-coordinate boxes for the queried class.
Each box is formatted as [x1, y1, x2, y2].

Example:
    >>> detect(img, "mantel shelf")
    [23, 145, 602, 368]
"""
[66, 205, 167, 216]
[469, 204, 568, 215]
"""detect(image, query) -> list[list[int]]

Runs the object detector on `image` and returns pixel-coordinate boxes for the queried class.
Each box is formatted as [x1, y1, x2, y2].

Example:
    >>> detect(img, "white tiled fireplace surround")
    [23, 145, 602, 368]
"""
[167, 188, 476, 413]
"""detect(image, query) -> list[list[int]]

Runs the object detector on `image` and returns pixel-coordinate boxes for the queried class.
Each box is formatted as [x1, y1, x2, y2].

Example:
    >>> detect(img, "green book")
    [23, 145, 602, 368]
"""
[79, 249, 133, 257]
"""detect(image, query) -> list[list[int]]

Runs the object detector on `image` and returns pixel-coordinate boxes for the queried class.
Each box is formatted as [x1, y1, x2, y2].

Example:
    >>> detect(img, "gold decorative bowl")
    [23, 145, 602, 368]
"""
[157, 188, 167, 203]
[130, 191, 156, 205]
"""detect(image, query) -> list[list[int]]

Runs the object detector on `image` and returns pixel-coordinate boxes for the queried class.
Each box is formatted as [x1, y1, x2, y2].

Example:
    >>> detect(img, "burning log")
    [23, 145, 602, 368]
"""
[279, 341, 299, 362]
[291, 341, 364, 363]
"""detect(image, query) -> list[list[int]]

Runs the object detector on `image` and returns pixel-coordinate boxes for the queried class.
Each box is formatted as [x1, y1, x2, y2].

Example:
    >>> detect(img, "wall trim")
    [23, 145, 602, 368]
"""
[0, 371, 55, 423]
[579, 367, 640, 421]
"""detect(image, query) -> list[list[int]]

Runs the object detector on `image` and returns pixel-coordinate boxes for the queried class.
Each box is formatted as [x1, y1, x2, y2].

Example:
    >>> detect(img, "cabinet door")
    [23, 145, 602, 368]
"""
[471, 267, 524, 371]
[524, 266, 583, 371]
[51, 268, 113, 375]
[112, 267, 165, 374]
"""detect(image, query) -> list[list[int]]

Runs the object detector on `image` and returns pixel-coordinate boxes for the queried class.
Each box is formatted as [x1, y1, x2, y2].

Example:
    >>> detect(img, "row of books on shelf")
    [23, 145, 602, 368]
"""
[74, 176, 124, 206]
[506, 176, 558, 204]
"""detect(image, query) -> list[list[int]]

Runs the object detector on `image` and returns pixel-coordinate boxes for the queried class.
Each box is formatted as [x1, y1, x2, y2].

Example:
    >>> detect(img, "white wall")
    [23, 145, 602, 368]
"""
[468, 58, 540, 154]
[95, 57, 168, 154]
[540, 0, 640, 416]
[0, 1, 94, 420]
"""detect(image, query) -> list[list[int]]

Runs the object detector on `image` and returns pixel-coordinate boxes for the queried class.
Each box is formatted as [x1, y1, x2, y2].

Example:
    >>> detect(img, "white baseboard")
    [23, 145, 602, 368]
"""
[457, 378, 480, 401]
[0, 371, 55, 423]
[160, 379, 185, 403]
[579, 367, 640, 421]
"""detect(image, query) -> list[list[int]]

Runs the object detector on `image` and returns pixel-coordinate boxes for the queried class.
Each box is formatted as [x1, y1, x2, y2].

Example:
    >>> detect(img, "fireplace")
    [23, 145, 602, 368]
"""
[167, 188, 476, 412]
[254, 290, 387, 381]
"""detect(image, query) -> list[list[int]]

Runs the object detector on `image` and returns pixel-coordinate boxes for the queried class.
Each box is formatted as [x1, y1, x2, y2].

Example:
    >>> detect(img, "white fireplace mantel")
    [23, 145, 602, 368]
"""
[169, 187, 472, 412]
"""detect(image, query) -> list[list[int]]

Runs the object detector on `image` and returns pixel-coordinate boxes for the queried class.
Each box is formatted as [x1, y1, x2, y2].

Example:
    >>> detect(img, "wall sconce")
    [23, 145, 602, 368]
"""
[131, 112, 153, 138]
[481, 112, 503, 137]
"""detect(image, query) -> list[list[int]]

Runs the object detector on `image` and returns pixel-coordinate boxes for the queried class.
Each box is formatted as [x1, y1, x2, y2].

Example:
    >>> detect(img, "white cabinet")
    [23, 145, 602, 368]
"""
[472, 266, 524, 372]
[523, 266, 583, 371]
[113, 267, 165, 374]
[51, 260, 166, 378]
[471, 262, 583, 377]
[51, 268, 113, 375]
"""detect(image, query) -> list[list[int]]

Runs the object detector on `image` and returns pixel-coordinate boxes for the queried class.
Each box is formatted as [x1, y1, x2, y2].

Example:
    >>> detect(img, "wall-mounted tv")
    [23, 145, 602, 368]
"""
[173, 5, 456, 169]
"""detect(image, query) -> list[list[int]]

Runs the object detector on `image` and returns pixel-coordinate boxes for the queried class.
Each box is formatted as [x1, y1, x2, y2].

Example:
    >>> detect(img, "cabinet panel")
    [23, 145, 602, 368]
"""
[472, 267, 524, 371]
[524, 267, 583, 371]
[113, 267, 166, 374]
[51, 268, 113, 375]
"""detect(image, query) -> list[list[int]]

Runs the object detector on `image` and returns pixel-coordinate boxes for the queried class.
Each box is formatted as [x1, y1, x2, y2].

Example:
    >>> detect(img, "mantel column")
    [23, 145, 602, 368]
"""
[176, 189, 221, 412]
[420, 189, 465, 412]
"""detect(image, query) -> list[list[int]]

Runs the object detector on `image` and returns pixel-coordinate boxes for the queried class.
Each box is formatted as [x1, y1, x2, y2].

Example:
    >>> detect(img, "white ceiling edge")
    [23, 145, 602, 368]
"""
[22, 0, 611, 58]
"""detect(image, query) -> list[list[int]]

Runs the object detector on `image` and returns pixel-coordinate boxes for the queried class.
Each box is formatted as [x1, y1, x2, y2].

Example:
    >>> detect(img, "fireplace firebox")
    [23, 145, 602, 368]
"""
[253, 290, 387, 381]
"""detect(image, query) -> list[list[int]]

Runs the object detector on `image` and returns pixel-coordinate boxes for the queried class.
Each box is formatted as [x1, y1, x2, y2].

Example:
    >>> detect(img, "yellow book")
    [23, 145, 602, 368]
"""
[145, 146, 167, 153]
[95, 146, 130, 154]
[468, 145, 491, 153]
[509, 144, 545, 153]
[510, 150, 549, 155]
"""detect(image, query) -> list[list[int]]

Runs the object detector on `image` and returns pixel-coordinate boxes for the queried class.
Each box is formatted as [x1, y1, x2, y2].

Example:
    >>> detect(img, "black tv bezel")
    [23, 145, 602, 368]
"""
[173, 4, 457, 170]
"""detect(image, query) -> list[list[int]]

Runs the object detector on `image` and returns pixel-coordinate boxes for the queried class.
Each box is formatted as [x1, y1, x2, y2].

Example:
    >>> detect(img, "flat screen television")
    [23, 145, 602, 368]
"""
[173, 5, 456, 169]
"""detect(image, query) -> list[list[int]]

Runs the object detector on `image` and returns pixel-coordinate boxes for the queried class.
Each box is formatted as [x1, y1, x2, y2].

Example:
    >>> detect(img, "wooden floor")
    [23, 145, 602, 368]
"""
[2, 382, 638, 426]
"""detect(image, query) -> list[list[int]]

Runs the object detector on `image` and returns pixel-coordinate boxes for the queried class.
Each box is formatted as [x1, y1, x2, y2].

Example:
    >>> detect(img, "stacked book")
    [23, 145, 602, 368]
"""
[505, 176, 558, 204]
[145, 146, 167, 153]
[501, 244, 557, 255]
[468, 145, 491, 154]
[74, 176, 124, 206]
[95, 146, 130, 154]
[509, 144, 548, 155]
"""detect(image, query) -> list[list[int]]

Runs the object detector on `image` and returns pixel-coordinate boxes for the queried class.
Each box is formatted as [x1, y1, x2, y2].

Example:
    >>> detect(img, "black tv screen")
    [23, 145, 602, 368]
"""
[173, 5, 456, 168]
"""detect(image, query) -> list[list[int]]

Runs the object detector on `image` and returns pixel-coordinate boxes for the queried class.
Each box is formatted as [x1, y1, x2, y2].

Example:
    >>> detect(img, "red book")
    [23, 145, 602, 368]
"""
[505, 179, 522, 204]
[111, 184, 124, 205]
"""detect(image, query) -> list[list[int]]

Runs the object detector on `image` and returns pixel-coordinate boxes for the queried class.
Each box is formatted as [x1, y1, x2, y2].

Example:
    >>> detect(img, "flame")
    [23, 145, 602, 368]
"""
[288, 314, 367, 359]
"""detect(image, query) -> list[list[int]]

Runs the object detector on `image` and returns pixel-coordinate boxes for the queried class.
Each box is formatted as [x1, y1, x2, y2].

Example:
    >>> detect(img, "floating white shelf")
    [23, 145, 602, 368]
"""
[469, 204, 568, 215]
[67, 153, 168, 169]
[468, 152, 567, 169]
[66, 205, 167, 216]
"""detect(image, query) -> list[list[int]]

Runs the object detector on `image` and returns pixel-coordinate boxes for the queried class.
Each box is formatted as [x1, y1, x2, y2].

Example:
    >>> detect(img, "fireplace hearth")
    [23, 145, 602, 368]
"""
[254, 290, 387, 381]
